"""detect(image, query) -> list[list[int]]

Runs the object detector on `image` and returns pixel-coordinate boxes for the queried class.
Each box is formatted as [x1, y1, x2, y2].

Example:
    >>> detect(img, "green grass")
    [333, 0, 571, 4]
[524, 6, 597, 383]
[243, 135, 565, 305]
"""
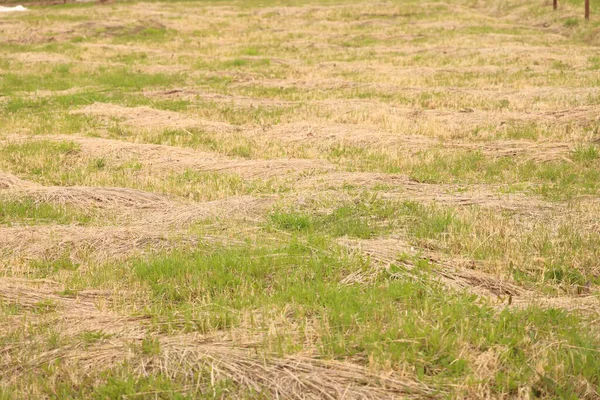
[0, 198, 92, 226]
[148, 128, 260, 158]
[221, 57, 271, 69]
[0, 68, 185, 97]
[112, 26, 176, 44]
[500, 123, 543, 140]
[0, 140, 80, 182]
[0, 72, 80, 95]
[107, 237, 600, 396]
[4, 363, 256, 400]
[79, 330, 113, 346]
[270, 197, 466, 240]
[328, 146, 600, 201]
[93, 69, 187, 90]
[29, 255, 81, 278]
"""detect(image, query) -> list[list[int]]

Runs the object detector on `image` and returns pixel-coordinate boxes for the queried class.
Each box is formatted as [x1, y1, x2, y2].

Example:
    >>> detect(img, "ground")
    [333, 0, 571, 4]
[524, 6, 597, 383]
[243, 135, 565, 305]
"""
[0, 0, 600, 398]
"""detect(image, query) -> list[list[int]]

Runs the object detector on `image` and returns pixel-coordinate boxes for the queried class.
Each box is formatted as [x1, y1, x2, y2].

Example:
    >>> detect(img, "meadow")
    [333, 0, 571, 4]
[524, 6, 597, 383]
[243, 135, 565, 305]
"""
[1, 0, 600, 398]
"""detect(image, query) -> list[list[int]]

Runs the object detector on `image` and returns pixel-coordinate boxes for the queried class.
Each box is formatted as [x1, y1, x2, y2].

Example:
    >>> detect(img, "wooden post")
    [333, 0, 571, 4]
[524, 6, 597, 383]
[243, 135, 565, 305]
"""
[553, 0, 557, 10]
[585, 0, 590, 20]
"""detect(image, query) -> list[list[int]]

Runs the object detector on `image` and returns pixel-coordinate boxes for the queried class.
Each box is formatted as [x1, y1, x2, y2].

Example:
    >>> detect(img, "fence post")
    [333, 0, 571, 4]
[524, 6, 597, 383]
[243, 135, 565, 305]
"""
[585, 0, 590, 19]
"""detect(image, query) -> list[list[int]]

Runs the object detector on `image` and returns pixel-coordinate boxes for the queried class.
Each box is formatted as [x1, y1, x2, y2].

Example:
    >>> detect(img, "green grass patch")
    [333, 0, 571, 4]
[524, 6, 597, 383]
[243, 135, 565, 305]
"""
[122, 237, 600, 396]
[221, 57, 271, 69]
[0, 198, 91, 226]
[93, 69, 186, 90]
[269, 197, 466, 240]
[0, 140, 80, 184]
[30, 255, 81, 278]
[147, 128, 267, 158]
[111, 26, 175, 44]
[329, 146, 600, 200]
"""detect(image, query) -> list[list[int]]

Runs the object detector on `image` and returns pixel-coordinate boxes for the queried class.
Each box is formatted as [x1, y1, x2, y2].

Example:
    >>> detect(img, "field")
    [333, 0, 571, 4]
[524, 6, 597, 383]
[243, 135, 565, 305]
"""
[1, 0, 600, 398]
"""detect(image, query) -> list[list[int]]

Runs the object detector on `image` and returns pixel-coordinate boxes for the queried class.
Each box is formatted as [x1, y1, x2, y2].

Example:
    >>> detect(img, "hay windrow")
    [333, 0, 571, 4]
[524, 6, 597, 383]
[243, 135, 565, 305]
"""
[13, 186, 173, 210]
[0, 172, 37, 190]
[0, 226, 198, 263]
[339, 237, 600, 317]
[338, 237, 526, 297]
[298, 172, 554, 215]
[71, 103, 236, 133]
[263, 121, 575, 161]
[40, 135, 335, 179]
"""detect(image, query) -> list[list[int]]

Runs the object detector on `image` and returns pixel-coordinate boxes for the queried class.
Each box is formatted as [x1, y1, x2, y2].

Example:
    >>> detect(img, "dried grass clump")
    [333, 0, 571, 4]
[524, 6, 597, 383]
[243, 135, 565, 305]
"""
[338, 237, 526, 297]
[0, 226, 198, 263]
[0, 278, 436, 399]
[71, 103, 235, 133]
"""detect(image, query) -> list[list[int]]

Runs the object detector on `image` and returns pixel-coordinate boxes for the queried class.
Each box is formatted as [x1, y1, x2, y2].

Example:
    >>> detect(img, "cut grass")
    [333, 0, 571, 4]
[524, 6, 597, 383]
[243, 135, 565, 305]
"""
[328, 145, 600, 201]
[0, 139, 290, 202]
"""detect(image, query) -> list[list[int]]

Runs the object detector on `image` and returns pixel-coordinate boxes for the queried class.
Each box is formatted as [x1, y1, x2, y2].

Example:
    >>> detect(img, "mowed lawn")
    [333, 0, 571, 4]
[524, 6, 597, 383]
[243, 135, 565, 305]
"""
[1, 0, 600, 398]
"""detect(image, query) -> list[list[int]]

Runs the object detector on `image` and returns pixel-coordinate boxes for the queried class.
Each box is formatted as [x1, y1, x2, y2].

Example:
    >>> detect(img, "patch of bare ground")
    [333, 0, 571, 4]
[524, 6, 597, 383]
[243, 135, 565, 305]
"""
[0, 278, 435, 399]
[297, 172, 554, 215]
[44, 134, 335, 179]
